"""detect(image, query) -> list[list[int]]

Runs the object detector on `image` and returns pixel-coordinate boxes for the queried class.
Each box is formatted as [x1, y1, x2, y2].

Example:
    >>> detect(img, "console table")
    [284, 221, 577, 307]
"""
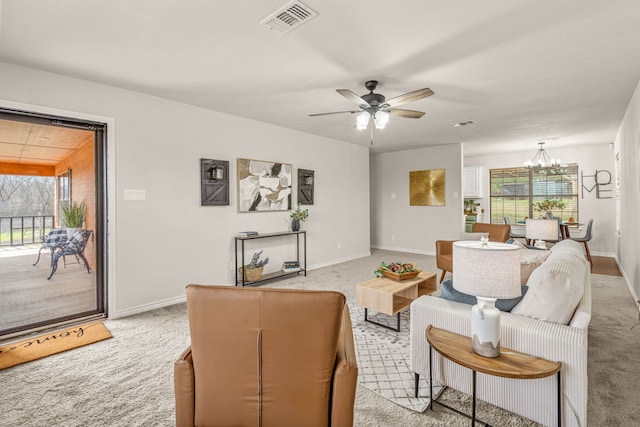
[234, 231, 307, 286]
[425, 325, 562, 426]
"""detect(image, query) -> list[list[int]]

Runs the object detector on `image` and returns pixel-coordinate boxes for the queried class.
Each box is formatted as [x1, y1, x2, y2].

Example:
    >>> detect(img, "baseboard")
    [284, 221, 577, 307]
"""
[614, 255, 640, 316]
[308, 251, 371, 271]
[370, 245, 436, 257]
[109, 294, 186, 320]
[591, 250, 616, 258]
[108, 253, 374, 320]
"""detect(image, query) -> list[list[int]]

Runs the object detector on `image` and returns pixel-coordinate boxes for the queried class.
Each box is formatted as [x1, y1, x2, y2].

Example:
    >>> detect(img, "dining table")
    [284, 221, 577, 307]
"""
[559, 222, 582, 239]
[516, 220, 582, 240]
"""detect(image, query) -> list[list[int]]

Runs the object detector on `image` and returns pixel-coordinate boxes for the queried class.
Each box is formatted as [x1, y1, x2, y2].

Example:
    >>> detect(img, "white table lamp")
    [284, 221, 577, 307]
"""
[525, 218, 559, 249]
[453, 241, 521, 357]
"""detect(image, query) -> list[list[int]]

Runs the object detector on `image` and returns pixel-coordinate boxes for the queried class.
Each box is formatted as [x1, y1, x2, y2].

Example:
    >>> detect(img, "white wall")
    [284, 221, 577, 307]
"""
[0, 61, 371, 318]
[465, 143, 617, 255]
[370, 144, 463, 255]
[613, 80, 640, 307]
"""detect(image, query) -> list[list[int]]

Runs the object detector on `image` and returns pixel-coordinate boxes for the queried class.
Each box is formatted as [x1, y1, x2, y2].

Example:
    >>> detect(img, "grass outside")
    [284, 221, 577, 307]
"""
[490, 197, 577, 224]
[0, 227, 51, 246]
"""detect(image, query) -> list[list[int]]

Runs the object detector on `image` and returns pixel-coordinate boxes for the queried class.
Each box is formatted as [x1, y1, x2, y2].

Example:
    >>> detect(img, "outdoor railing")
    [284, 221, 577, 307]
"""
[0, 215, 55, 246]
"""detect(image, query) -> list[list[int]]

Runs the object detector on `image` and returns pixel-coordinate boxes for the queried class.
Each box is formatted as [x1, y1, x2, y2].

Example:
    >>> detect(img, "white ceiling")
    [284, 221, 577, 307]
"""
[1, 0, 639, 156]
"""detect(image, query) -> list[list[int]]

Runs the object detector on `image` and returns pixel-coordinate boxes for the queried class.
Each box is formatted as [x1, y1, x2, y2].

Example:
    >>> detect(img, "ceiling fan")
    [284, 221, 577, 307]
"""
[310, 80, 434, 144]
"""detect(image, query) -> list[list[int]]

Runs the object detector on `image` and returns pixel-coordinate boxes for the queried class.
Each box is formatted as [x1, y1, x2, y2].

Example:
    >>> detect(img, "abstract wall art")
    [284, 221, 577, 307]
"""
[237, 158, 292, 212]
[409, 169, 445, 206]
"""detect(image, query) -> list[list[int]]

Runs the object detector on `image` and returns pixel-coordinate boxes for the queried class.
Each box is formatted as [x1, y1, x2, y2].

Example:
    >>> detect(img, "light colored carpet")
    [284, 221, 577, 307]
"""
[0, 249, 638, 426]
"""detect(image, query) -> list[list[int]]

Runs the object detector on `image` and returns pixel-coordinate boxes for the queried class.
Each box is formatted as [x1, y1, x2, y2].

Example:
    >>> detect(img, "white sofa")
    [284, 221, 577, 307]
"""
[410, 239, 591, 427]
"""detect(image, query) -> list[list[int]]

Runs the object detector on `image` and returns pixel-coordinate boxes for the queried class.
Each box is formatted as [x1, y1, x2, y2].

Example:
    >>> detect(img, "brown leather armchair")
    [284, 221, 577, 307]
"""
[435, 223, 511, 283]
[174, 285, 358, 427]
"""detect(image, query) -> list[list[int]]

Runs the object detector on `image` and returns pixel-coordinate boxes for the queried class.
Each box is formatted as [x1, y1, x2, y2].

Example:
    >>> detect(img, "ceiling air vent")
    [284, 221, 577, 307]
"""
[260, 1, 318, 35]
[450, 120, 476, 127]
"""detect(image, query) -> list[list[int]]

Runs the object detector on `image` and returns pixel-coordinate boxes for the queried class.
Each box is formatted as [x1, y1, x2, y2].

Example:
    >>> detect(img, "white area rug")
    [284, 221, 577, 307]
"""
[348, 300, 443, 412]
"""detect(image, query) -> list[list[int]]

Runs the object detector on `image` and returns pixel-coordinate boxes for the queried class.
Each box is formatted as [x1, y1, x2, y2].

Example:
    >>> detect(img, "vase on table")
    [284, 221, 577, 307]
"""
[291, 219, 300, 232]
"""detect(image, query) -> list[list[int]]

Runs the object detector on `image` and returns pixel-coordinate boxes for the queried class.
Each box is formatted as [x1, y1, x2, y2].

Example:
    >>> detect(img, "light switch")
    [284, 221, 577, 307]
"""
[391, 193, 397, 199]
[124, 189, 146, 200]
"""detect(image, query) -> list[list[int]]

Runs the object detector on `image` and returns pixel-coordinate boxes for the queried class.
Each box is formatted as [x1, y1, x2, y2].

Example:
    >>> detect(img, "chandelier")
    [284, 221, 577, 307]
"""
[524, 141, 566, 174]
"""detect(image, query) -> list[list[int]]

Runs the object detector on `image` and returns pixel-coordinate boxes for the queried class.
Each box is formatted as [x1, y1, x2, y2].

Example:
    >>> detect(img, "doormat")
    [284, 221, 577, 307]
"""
[0, 321, 112, 370]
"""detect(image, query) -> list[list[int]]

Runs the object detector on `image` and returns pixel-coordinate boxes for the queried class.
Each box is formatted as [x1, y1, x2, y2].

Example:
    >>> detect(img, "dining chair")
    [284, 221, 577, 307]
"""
[503, 216, 526, 239]
[569, 219, 594, 268]
[525, 218, 560, 248]
[539, 215, 564, 241]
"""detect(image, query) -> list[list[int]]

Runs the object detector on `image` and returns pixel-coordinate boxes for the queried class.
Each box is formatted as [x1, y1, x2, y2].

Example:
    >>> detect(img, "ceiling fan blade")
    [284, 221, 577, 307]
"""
[309, 110, 360, 117]
[382, 88, 434, 109]
[388, 109, 425, 119]
[336, 89, 371, 107]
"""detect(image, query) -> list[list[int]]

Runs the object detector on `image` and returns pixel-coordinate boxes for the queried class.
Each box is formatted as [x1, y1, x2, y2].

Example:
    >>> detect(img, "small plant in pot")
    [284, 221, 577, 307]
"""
[532, 197, 566, 218]
[61, 200, 86, 237]
[242, 250, 270, 282]
[290, 203, 309, 231]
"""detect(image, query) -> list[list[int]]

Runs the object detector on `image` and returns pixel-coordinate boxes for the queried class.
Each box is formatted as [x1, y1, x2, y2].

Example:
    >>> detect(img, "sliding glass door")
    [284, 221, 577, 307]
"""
[0, 108, 107, 338]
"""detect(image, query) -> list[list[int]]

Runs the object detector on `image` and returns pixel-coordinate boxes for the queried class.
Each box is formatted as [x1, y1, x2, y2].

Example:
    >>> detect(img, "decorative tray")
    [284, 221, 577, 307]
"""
[381, 269, 421, 281]
[375, 262, 420, 281]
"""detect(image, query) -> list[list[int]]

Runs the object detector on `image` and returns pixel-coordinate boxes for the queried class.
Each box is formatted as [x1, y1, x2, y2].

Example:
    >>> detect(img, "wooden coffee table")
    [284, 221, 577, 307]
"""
[356, 271, 437, 331]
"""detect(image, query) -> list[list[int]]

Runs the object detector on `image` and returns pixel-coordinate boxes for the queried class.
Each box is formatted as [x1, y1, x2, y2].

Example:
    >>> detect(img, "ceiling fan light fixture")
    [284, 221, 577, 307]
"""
[310, 81, 434, 139]
[374, 110, 389, 129]
[356, 111, 370, 130]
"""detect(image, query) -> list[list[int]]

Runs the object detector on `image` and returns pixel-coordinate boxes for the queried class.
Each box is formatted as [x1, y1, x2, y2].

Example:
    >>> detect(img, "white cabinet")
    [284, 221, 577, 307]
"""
[464, 166, 484, 198]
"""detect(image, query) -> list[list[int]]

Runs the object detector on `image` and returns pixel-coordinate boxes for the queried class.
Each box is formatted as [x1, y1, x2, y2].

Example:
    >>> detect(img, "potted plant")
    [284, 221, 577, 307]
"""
[61, 200, 86, 237]
[532, 197, 566, 218]
[241, 250, 270, 282]
[290, 203, 309, 231]
[464, 199, 476, 213]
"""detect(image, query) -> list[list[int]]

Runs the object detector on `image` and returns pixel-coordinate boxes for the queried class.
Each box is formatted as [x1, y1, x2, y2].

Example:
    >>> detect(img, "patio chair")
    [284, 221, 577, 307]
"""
[47, 229, 93, 280]
[33, 228, 68, 266]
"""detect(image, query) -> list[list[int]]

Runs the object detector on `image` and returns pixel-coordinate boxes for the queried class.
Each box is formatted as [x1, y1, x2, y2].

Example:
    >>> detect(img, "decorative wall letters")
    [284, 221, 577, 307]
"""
[581, 170, 612, 199]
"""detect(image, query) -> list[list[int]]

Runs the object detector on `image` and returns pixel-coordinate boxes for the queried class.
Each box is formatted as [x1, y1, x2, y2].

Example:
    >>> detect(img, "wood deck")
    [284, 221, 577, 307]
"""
[0, 246, 97, 335]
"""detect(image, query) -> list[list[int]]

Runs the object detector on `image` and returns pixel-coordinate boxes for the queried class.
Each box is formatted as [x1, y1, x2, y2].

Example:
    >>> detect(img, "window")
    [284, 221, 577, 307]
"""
[57, 169, 71, 226]
[490, 165, 579, 224]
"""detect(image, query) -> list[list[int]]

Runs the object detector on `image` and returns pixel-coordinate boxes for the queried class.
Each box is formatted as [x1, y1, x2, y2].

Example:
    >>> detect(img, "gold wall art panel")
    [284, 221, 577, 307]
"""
[409, 169, 445, 206]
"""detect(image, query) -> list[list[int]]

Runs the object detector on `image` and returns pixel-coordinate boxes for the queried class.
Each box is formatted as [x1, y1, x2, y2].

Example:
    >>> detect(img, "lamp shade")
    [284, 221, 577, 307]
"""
[525, 218, 558, 241]
[452, 241, 521, 299]
[373, 110, 389, 129]
[356, 111, 370, 130]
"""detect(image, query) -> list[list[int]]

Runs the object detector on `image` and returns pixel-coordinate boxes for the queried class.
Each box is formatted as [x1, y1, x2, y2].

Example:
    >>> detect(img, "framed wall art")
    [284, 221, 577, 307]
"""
[237, 158, 292, 212]
[297, 168, 314, 205]
[200, 158, 229, 206]
[409, 169, 445, 206]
